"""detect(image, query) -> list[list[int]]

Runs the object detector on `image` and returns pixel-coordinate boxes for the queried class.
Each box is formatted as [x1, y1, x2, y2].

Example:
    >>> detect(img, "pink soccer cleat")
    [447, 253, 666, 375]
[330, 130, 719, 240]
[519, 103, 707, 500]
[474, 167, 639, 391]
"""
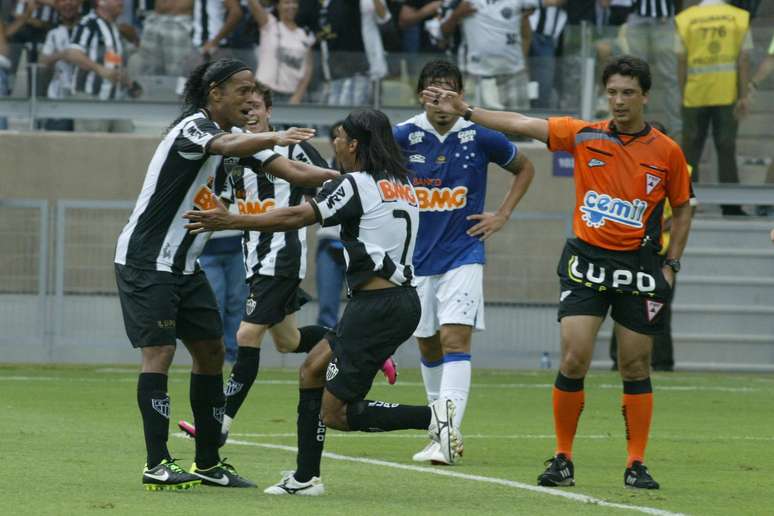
[178, 420, 197, 438]
[381, 357, 398, 385]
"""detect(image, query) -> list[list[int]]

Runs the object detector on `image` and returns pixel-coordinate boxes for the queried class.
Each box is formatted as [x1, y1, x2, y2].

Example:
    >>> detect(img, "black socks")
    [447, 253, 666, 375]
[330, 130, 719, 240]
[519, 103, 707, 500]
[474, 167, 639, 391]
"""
[137, 373, 171, 469]
[295, 388, 326, 482]
[225, 346, 261, 419]
[295, 325, 330, 354]
[346, 400, 432, 432]
[190, 373, 224, 469]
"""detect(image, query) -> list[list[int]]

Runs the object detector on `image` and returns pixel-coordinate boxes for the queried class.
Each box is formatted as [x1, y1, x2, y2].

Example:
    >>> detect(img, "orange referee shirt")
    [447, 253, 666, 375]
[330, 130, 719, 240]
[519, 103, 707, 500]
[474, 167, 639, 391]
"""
[548, 117, 692, 252]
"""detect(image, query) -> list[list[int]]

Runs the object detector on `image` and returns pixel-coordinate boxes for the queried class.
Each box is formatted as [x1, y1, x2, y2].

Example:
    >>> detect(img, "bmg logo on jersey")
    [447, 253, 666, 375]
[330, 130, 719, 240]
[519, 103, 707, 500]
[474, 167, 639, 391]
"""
[580, 190, 647, 229]
[415, 186, 468, 212]
[378, 179, 418, 206]
[237, 199, 275, 215]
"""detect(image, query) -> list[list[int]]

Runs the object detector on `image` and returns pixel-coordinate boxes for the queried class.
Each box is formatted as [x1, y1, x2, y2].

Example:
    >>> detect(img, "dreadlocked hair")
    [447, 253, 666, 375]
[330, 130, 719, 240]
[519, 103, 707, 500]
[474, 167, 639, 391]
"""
[167, 58, 249, 131]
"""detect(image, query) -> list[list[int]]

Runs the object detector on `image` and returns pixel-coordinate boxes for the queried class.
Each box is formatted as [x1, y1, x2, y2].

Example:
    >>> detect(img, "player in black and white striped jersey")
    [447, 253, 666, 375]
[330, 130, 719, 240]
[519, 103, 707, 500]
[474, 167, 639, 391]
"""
[184, 108, 463, 496]
[114, 58, 318, 491]
[178, 83, 397, 450]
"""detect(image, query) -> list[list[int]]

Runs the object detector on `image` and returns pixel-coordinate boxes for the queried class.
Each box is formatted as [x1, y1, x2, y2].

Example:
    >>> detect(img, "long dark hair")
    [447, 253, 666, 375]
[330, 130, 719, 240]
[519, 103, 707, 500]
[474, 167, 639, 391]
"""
[168, 58, 250, 131]
[342, 109, 410, 179]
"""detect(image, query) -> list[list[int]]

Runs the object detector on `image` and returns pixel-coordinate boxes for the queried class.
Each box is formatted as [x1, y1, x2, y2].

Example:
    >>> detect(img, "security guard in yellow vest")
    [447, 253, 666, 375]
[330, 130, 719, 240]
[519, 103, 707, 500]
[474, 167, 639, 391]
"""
[676, 0, 752, 216]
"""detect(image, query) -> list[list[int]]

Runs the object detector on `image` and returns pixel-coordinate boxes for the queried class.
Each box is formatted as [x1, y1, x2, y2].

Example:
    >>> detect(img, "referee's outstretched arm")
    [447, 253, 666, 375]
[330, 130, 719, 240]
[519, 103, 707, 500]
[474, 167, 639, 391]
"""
[420, 86, 550, 143]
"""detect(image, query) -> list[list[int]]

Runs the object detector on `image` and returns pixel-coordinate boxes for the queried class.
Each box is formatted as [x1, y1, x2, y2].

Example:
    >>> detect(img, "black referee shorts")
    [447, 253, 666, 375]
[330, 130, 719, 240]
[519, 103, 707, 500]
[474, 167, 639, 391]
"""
[325, 286, 421, 402]
[242, 275, 309, 326]
[115, 264, 223, 348]
[556, 238, 673, 335]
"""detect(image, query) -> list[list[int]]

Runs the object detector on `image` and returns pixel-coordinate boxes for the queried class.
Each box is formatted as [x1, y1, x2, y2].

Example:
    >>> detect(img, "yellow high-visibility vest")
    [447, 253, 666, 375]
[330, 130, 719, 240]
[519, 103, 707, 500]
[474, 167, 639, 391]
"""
[676, 4, 749, 107]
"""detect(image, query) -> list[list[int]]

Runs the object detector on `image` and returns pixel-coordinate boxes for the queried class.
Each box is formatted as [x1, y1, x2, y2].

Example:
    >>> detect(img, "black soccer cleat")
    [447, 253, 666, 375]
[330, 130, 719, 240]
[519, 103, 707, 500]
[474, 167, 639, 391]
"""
[190, 459, 256, 488]
[143, 459, 201, 491]
[537, 453, 575, 487]
[624, 461, 660, 489]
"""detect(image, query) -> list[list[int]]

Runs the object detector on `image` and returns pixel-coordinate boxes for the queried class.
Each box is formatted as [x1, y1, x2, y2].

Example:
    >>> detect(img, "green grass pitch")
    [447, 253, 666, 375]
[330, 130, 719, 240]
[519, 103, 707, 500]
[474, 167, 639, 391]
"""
[1, 365, 772, 515]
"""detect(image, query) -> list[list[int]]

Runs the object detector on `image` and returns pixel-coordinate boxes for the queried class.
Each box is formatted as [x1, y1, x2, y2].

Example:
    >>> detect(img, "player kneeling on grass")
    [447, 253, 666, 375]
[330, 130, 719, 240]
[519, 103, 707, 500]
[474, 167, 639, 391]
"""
[177, 83, 399, 448]
[114, 58, 317, 490]
[184, 109, 464, 495]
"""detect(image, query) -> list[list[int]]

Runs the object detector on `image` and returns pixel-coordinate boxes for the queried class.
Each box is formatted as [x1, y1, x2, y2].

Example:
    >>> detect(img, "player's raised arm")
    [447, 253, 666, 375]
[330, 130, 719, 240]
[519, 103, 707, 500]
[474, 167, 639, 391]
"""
[263, 157, 340, 187]
[420, 86, 549, 143]
[184, 196, 316, 233]
[209, 127, 316, 158]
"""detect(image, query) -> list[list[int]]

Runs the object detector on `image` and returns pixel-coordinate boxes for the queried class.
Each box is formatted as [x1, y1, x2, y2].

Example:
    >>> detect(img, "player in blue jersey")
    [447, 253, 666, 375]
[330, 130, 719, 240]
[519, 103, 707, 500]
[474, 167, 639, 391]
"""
[394, 60, 535, 463]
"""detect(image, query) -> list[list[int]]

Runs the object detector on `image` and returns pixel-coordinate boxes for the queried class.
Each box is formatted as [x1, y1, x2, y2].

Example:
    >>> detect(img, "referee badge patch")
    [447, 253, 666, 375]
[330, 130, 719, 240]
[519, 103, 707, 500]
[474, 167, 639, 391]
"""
[646, 174, 661, 194]
[645, 300, 664, 322]
[326, 360, 339, 382]
[245, 297, 256, 315]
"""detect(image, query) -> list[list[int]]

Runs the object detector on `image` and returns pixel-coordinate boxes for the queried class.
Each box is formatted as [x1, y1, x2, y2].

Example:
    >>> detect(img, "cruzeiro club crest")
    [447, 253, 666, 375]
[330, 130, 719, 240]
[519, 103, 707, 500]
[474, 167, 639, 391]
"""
[152, 397, 170, 419]
[326, 359, 339, 382]
[246, 296, 256, 315]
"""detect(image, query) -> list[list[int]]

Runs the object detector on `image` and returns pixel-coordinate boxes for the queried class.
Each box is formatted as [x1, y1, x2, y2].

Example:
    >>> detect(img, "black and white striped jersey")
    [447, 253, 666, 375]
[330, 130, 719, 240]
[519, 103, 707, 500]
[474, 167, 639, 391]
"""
[311, 171, 419, 290]
[632, 0, 675, 18]
[69, 10, 125, 100]
[192, 0, 227, 48]
[115, 110, 233, 274]
[228, 141, 328, 280]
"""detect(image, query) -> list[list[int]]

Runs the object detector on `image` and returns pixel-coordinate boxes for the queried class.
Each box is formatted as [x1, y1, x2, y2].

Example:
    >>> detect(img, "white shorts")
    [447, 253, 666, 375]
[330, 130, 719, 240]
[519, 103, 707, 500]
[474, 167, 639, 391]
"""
[413, 263, 485, 338]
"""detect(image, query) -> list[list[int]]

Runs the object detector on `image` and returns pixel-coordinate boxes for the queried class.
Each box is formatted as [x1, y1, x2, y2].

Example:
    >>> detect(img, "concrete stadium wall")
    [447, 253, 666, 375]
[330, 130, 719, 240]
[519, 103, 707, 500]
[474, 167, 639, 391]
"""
[0, 131, 574, 304]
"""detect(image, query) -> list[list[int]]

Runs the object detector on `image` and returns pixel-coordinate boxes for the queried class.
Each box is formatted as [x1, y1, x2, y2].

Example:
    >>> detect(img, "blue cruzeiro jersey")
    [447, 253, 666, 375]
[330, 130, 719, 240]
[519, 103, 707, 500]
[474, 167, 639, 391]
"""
[394, 113, 517, 276]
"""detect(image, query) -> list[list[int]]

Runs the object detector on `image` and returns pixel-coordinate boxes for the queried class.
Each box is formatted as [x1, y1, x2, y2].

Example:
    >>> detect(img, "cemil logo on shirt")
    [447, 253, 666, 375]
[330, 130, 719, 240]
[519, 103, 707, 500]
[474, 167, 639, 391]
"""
[580, 190, 647, 229]
[415, 186, 468, 212]
[237, 199, 275, 214]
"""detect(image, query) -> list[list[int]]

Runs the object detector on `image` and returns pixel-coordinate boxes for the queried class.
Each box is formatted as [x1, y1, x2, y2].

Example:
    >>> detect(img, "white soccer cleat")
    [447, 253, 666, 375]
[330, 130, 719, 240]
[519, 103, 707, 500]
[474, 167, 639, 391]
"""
[412, 441, 439, 462]
[428, 399, 463, 465]
[263, 471, 324, 496]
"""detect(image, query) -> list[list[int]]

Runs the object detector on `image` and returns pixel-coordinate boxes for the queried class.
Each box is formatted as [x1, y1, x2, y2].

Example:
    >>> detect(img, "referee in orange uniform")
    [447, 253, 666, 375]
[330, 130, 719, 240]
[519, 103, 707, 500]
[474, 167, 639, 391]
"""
[422, 55, 692, 489]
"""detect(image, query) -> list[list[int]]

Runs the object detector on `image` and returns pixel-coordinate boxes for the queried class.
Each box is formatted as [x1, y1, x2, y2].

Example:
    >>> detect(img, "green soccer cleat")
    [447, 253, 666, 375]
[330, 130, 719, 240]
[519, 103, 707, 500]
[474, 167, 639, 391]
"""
[190, 459, 256, 488]
[143, 459, 201, 491]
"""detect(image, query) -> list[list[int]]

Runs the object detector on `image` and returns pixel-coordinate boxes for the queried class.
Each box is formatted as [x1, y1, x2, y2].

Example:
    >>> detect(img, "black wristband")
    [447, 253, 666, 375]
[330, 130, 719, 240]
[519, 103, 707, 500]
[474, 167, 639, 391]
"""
[463, 106, 474, 121]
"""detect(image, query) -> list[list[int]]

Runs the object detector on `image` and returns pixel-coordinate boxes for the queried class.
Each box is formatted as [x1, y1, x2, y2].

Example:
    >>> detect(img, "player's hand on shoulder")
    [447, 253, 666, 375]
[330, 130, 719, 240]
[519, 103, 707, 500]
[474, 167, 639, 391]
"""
[466, 212, 508, 241]
[183, 195, 232, 234]
[275, 127, 316, 146]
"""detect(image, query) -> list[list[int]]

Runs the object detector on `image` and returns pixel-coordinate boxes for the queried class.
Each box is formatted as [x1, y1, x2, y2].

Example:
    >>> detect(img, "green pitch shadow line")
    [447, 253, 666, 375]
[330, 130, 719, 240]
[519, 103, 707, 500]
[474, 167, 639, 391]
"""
[171, 434, 683, 516]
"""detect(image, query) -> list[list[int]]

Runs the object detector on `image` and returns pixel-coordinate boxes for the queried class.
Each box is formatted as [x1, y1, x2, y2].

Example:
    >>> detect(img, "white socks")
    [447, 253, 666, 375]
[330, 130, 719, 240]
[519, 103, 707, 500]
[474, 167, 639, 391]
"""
[439, 353, 471, 430]
[420, 357, 443, 403]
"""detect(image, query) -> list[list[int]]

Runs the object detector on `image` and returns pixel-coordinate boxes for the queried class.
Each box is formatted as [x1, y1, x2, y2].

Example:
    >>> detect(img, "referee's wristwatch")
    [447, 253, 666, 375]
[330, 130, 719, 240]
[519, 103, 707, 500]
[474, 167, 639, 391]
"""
[664, 258, 681, 274]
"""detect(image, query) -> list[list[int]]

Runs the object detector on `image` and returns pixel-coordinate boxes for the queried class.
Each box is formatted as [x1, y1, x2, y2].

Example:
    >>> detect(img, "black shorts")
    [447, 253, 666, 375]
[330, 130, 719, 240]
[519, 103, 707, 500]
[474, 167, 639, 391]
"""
[325, 287, 421, 402]
[556, 238, 673, 335]
[115, 264, 223, 348]
[243, 275, 309, 326]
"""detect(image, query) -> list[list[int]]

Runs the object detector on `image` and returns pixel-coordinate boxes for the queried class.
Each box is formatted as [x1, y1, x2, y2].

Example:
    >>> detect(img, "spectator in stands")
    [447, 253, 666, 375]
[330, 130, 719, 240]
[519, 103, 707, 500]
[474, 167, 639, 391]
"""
[247, 0, 314, 104]
[136, 0, 195, 79]
[0, 20, 9, 130]
[442, 0, 537, 110]
[676, 0, 752, 217]
[528, 0, 567, 109]
[361, 0, 391, 83]
[297, 0, 372, 106]
[199, 216, 248, 364]
[315, 120, 346, 329]
[6, 0, 57, 65]
[398, 0, 440, 53]
[38, 0, 80, 131]
[625, 0, 681, 138]
[65, 0, 134, 132]
[192, 0, 242, 58]
[749, 33, 774, 216]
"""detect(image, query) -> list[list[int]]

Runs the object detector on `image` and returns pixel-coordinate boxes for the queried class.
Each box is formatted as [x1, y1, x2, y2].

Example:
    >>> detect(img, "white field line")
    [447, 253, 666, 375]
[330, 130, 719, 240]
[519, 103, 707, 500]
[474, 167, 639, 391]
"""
[0, 375, 760, 393]
[188, 435, 684, 516]
[219, 432, 774, 442]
